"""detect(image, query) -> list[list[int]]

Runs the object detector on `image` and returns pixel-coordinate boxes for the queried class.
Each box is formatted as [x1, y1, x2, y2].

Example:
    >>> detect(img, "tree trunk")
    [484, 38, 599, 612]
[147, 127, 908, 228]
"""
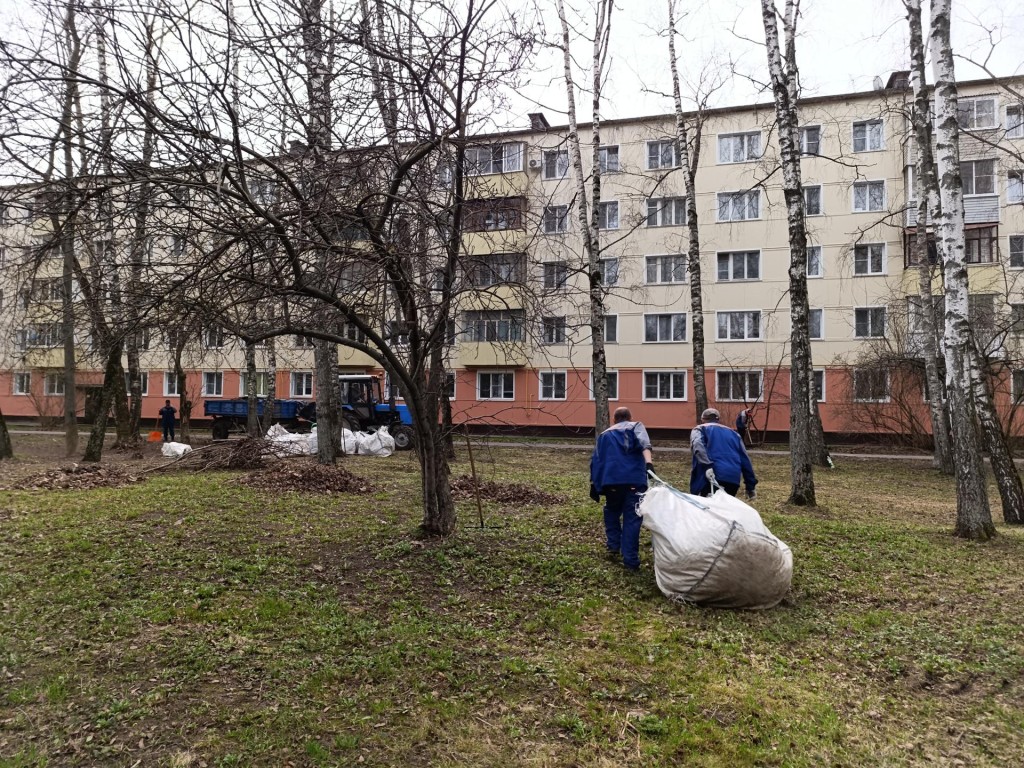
[61, 209, 78, 457]
[83, 340, 124, 462]
[174, 351, 192, 444]
[761, 0, 816, 504]
[905, 0, 953, 474]
[667, 0, 708, 418]
[245, 341, 260, 437]
[411, 395, 455, 536]
[313, 339, 339, 463]
[0, 406, 14, 459]
[930, 0, 994, 540]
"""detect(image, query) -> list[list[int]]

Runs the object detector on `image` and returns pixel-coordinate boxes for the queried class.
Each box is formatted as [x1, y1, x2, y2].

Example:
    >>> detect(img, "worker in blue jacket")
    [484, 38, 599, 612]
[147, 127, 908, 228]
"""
[690, 408, 757, 499]
[590, 407, 654, 571]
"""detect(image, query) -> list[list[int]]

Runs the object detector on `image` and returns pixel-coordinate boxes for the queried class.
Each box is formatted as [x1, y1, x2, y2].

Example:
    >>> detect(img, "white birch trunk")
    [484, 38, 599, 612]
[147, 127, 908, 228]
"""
[929, 0, 994, 540]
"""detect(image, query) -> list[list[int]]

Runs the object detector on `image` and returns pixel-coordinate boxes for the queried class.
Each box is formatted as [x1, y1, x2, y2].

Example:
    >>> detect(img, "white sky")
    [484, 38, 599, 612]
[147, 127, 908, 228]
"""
[507, 0, 1024, 128]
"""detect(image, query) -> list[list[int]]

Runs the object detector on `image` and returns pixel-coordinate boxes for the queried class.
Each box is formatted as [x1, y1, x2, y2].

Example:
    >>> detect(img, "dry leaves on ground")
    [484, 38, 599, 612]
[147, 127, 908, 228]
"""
[236, 461, 376, 495]
[5, 464, 143, 491]
[449, 474, 566, 506]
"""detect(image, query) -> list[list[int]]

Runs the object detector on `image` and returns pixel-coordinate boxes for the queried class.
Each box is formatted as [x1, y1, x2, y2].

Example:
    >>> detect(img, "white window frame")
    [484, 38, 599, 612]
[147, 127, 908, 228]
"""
[809, 308, 824, 340]
[717, 131, 762, 164]
[803, 184, 823, 215]
[1008, 171, 1024, 204]
[717, 250, 761, 282]
[643, 313, 687, 343]
[646, 197, 686, 227]
[600, 257, 619, 286]
[853, 368, 890, 403]
[1007, 105, 1024, 139]
[1010, 235, 1024, 269]
[646, 139, 679, 170]
[13, 371, 31, 395]
[597, 201, 619, 230]
[598, 145, 620, 174]
[853, 243, 886, 276]
[852, 180, 886, 212]
[645, 254, 687, 284]
[542, 205, 569, 234]
[477, 371, 515, 401]
[852, 119, 884, 152]
[466, 142, 523, 175]
[604, 314, 618, 344]
[717, 190, 760, 222]
[124, 371, 149, 396]
[542, 261, 568, 290]
[44, 373, 65, 396]
[290, 371, 313, 398]
[444, 372, 456, 401]
[239, 370, 269, 397]
[642, 370, 687, 401]
[854, 307, 886, 338]
[800, 125, 822, 155]
[958, 96, 997, 130]
[588, 369, 619, 401]
[163, 372, 179, 397]
[538, 370, 567, 401]
[540, 316, 567, 345]
[716, 310, 762, 341]
[716, 370, 763, 402]
[541, 149, 569, 180]
[204, 327, 225, 349]
[203, 371, 224, 397]
[806, 245, 823, 278]
[813, 369, 826, 403]
[961, 159, 997, 196]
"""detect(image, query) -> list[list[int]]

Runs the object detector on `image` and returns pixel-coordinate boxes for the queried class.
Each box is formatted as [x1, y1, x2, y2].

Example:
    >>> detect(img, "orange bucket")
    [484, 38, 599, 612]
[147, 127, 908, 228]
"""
[148, 430, 163, 442]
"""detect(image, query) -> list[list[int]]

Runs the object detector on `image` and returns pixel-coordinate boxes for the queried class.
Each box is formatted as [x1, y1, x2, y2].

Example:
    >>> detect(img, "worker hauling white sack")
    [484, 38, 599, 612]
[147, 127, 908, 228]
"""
[640, 474, 793, 610]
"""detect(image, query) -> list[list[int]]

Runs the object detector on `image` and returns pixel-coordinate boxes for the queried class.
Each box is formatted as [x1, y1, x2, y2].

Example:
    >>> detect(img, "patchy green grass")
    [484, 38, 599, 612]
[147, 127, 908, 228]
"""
[1, 448, 1023, 767]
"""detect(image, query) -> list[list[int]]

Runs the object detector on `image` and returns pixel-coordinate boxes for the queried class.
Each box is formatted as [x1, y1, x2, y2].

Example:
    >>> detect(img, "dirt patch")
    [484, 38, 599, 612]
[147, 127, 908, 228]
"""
[235, 460, 376, 495]
[449, 475, 565, 506]
[4, 463, 144, 491]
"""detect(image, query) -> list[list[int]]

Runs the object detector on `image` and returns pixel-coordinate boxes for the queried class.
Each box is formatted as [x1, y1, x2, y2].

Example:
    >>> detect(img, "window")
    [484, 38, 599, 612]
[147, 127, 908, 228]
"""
[806, 246, 823, 278]
[812, 370, 826, 402]
[646, 139, 679, 170]
[646, 197, 686, 227]
[164, 372, 179, 397]
[466, 252, 525, 287]
[478, 371, 514, 400]
[644, 371, 686, 400]
[240, 371, 269, 397]
[597, 201, 619, 230]
[339, 262, 374, 290]
[16, 324, 62, 349]
[809, 309, 824, 340]
[541, 316, 567, 344]
[539, 371, 567, 400]
[203, 371, 224, 397]
[958, 97, 996, 130]
[248, 178, 277, 204]
[599, 145, 620, 173]
[1014, 370, 1024, 402]
[384, 375, 403, 401]
[1009, 304, 1024, 335]
[588, 370, 619, 400]
[646, 254, 686, 284]
[204, 327, 225, 349]
[444, 372, 456, 400]
[542, 205, 568, 234]
[1009, 172, 1024, 204]
[290, 371, 313, 398]
[124, 372, 149, 396]
[13, 372, 31, 395]
[466, 142, 523, 175]
[852, 119, 884, 152]
[718, 132, 761, 163]
[853, 369, 889, 402]
[961, 159, 996, 195]
[604, 314, 618, 344]
[717, 251, 760, 281]
[464, 197, 525, 231]
[168, 235, 186, 257]
[542, 149, 569, 180]
[542, 261, 568, 290]
[342, 320, 367, 344]
[644, 313, 687, 342]
[803, 185, 823, 215]
[0, 205, 9, 226]
[293, 335, 315, 348]
[600, 257, 619, 286]
[717, 311, 761, 341]
[717, 191, 760, 221]
[965, 226, 997, 264]
[717, 370, 762, 402]
[800, 125, 821, 155]
[1012, 236, 1024, 268]
[1008, 106, 1024, 139]
[854, 243, 885, 275]
[464, 310, 524, 342]
[44, 373, 65, 396]
[854, 307, 886, 338]
[853, 181, 885, 212]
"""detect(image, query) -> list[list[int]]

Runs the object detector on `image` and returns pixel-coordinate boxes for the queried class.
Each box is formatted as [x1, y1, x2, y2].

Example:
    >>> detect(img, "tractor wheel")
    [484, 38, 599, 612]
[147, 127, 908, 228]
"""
[211, 419, 231, 441]
[392, 425, 415, 451]
[342, 415, 361, 433]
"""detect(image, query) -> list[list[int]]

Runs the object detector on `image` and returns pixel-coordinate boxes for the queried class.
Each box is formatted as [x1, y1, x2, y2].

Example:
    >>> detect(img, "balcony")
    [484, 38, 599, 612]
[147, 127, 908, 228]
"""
[455, 341, 529, 368]
[905, 194, 998, 227]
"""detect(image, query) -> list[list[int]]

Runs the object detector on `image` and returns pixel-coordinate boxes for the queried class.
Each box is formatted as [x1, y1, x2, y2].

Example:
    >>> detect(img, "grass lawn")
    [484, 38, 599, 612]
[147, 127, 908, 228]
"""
[1, 446, 1023, 767]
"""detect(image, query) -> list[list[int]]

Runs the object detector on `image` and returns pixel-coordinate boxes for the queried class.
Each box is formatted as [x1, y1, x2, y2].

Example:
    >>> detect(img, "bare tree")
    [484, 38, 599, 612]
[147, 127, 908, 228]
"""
[929, 0, 994, 540]
[0, 406, 13, 459]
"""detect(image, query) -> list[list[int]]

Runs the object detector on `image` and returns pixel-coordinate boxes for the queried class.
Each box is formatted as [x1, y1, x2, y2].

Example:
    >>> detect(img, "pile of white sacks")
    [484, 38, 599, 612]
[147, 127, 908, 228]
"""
[264, 424, 395, 457]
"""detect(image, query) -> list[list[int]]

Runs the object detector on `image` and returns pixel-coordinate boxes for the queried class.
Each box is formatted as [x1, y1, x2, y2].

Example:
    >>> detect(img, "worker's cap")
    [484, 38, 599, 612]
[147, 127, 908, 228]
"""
[701, 408, 721, 422]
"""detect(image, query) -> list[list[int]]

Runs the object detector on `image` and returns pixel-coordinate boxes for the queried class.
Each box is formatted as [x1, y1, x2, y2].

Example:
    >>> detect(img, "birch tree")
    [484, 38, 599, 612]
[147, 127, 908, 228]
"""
[759, 0, 815, 505]
[555, 0, 614, 437]
[929, 0, 994, 540]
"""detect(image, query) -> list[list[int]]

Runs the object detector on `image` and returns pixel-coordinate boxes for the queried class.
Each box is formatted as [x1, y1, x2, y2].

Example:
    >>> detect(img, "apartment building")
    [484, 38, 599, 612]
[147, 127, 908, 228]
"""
[2, 73, 1023, 439]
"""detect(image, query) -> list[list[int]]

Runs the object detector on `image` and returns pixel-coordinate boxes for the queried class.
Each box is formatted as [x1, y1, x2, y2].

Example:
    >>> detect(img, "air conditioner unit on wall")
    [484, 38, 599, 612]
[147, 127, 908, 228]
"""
[528, 158, 542, 171]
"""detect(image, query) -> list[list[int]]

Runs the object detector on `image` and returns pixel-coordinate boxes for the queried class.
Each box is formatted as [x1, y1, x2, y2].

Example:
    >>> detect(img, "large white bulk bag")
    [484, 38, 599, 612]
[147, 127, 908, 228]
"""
[161, 441, 193, 458]
[640, 485, 792, 610]
[356, 426, 395, 457]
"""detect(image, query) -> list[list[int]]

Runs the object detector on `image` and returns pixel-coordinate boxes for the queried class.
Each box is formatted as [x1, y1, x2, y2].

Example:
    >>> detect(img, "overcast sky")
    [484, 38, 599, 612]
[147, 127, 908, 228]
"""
[507, 0, 1024, 128]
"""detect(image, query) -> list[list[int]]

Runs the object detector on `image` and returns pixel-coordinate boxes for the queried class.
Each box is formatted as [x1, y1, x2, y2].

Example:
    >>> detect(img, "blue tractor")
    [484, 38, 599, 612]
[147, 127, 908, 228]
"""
[298, 375, 415, 450]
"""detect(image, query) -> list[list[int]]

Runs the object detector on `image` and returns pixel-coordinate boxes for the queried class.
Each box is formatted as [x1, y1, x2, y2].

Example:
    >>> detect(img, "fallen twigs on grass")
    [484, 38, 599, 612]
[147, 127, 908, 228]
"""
[147, 437, 273, 473]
